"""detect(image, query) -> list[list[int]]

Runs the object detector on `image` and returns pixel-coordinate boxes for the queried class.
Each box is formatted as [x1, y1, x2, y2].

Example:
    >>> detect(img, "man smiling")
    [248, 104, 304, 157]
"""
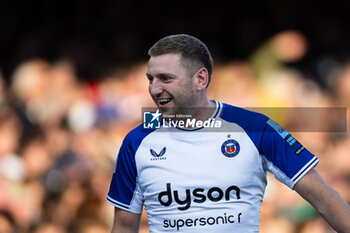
[107, 34, 350, 233]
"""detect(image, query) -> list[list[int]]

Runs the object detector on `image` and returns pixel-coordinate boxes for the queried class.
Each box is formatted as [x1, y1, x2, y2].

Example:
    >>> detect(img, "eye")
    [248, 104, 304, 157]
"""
[146, 74, 153, 83]
[159, 75, 173, 83]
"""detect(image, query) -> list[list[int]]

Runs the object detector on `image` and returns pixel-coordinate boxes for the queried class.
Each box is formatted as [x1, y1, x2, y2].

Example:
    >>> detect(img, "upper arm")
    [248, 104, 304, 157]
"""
[111, 207, 141, 233]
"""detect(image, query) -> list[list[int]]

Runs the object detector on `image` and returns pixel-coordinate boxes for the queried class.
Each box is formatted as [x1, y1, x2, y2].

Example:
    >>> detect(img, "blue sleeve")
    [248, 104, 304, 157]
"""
[260, 119, 319, 188]
[107, 139, 140, 211]
[106, 125, 153, 213]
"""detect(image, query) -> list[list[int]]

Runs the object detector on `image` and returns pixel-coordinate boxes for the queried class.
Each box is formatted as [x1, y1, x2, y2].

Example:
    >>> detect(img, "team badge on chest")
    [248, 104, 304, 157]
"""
[221, 139, 240, 158]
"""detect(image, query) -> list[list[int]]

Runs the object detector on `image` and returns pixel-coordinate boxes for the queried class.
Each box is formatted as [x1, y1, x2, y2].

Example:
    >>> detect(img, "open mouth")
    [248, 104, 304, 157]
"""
[158, 98, 172, 106]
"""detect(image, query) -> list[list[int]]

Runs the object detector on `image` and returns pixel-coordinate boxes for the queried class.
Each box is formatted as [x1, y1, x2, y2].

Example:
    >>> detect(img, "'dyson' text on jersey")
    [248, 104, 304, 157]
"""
[158, 183, 241, 211]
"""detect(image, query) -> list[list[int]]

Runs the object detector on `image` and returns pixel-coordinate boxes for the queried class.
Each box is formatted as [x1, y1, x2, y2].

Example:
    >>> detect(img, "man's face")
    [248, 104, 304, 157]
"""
[146, 53, 197, 115]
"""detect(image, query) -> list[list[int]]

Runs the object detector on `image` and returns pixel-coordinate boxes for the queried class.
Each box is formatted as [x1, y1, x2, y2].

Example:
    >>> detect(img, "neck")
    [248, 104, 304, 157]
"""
[190, 96, 216, 121]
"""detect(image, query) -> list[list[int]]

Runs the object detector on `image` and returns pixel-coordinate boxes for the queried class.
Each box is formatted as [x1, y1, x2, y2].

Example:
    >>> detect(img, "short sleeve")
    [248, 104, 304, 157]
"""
[106, 140, 144, 213]
[260, 119, 319, 189]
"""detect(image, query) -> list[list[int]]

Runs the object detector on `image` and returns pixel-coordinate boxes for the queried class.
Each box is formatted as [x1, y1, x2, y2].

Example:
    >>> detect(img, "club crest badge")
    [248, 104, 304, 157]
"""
[221, 139, 240, 158]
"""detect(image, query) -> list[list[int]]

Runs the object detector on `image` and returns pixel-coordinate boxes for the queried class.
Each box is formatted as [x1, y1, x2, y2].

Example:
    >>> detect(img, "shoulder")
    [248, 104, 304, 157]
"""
[122, 124, 157, 150]
[219, 103, 269, 131]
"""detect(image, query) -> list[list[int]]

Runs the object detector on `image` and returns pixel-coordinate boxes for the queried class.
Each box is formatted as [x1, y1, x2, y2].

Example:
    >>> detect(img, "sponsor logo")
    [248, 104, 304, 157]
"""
[150, 147, 166, 161]
[158, 183, 241, 211]
[267, 119, 298, 148]
[221, 139, 240, 158]
[295, 146, 305, 155]
[285, 134, 298, 148]
[163, 212, 242, 231]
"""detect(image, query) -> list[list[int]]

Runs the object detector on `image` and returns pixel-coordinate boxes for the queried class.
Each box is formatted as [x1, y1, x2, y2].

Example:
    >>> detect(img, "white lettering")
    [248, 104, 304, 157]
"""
[178, 121, 184, 127]
[214, 120, 222, 127]
[203, 119, 211, 127]
[196, 121, 203, 127]
[162, 119, 221, 129]
[186, 119, 196, 127]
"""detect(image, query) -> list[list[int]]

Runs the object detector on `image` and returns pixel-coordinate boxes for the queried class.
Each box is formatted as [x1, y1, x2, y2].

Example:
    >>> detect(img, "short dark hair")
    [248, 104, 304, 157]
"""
[148, 34, 213, 87]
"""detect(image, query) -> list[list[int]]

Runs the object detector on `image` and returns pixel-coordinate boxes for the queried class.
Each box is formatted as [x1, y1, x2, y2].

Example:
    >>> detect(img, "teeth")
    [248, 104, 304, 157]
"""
[159, 99, 171, 104]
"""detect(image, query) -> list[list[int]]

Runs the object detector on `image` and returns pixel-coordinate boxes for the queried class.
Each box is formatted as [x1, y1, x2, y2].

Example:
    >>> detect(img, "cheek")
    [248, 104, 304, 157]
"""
[178, 78, 194, 90]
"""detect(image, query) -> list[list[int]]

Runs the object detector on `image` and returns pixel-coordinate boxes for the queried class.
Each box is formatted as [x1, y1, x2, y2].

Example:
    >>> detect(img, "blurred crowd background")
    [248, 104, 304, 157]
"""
[1, 1, 350, 233]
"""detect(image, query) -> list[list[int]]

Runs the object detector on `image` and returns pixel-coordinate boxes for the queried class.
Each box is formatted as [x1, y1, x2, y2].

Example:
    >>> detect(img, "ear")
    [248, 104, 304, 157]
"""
[194, 68, 209, 91]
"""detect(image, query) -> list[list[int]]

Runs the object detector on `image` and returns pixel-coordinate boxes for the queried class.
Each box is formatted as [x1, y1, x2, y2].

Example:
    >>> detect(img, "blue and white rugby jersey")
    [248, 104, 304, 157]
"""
[107, 101, 319, 233]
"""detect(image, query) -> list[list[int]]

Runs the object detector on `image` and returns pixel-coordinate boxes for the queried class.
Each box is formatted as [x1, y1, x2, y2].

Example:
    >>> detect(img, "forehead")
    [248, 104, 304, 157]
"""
[147, 53, 186, 76]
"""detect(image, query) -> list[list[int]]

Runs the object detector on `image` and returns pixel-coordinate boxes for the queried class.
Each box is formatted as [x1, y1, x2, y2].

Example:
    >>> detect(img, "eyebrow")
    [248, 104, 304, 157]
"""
[146, 73, 176, 79]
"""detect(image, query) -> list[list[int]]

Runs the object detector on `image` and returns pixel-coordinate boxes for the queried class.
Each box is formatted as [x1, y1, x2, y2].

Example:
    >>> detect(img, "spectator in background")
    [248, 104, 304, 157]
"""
[0, 210, 17, 233]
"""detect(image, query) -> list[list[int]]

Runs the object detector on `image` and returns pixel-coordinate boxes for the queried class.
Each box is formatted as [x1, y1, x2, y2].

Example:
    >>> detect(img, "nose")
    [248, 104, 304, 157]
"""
[149, 78, 163, 97]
